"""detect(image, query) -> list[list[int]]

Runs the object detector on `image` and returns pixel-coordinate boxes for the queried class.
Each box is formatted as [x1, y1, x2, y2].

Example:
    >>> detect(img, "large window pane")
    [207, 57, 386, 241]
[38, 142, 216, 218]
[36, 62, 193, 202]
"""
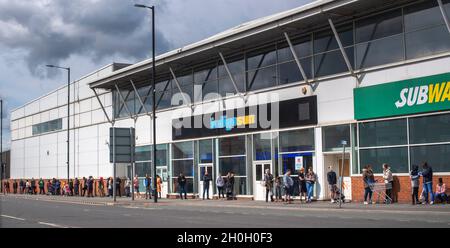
[253, 133, 271, 160]
[359, 147, 408, 173]
[156, 90, 171, 110]
[359, 119, 407, 147]
[156, 144, 168, 166]
[218, 56, 245, 77]
[314, 25, 353, 53]
[172, 178, 194, 193]
[410, 144, 450, 172]
[219, 136, 246, 156]
[355, 9, 402, 43]
[134, 162, 152, 177]
[356, 34, 404, 69]
[135, 146, 150, 162]
[404, 1, 445, 32]
[314, 48, 354, 77]
[322, 125, 350, 152]
[277, 37, 312, 63]
[406, 25, 450, 60]
[172, 160, 194, 177]
[218, 74, 245, 96]
[219, 156, 246, 176]
[279, 58, 312, 85]
[247, 46, 276, 70]
[279, 129, 315, 152]
[194, 66, 218, 84]
[280, 153, 313, 175]
[409, 114, 450, 144]
[199, 80, 219, 100]
[172, 141, 193, 159]
[247, 66, 277, 91]
[199, 139, 213, 163]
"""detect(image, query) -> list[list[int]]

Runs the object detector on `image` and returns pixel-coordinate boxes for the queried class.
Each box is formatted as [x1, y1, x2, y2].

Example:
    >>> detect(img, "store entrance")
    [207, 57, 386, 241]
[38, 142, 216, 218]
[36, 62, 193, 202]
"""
[253, 162, 271, 201]
[156, 166, 168, 198]
[323, 153, 351, 200]
[198, 164, 213, 199]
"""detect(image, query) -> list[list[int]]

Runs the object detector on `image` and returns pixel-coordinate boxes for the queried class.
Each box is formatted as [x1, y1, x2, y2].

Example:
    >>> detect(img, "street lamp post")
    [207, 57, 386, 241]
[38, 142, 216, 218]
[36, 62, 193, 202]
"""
[46, 65, 71, 186]
[134, 3, 157, 203]
[1, 99, 3, 191]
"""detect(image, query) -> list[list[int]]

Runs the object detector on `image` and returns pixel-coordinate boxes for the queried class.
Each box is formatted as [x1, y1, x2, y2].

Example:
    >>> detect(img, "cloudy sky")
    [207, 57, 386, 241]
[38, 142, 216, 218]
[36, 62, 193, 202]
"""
[0, 0, 312, 150]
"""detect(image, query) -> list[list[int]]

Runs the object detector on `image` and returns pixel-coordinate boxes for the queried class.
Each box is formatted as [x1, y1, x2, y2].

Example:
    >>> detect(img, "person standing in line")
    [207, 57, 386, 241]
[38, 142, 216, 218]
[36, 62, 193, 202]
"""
[69, 179, 74, 196]
[13, 180, 18, 194]
[107, 177, 113, 197]
[125, 177, 131, 197]
[202, 170, 211, 200]
[298, 168, 307, 203]
[144, 174, 153, 200]
[327, 166, 337, 203]
[73, 178, 79, 196]
[283, 169, 293, 204]
[362, 165, 375, 204]
[264, 169, 274, 203]
[274, 175, 282, 202]
[134, 175, 140, 199]
[420, 162, 434, 205]
[87, 176, 94, 197]
[25, 180, 31, 194]
[178, 173, 187, 200]
[30, 178, 36, 195]
[38, 178, 45, 195]
[115, 177, 122, 197]
[3, 180, 9, 194]
[382, 163, 393, 204]
[216, 173, 225, 199]
[226, 172, 235, 200]
[19, 179, 24, 194]
[305, 167, 317, 203]
[410, 165, 420, 205]
[156, 175, 162, 199]
[98, 177, 105, 197]
[435, 178, 448, 204]
[81, 177, 87, 197]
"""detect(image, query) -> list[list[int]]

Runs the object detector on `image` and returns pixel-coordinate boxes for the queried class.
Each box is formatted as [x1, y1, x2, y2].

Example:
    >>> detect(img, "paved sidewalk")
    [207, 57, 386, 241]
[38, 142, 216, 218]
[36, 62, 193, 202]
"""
[2, 193, 449, 213]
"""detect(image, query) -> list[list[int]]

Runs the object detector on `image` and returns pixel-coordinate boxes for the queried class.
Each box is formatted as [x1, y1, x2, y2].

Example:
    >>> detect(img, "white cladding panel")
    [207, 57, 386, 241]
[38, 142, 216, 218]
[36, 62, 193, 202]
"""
[79, 112, 92, 127]
[24, 101, 39, 116]
[40, 92, 58, 111]
[11, 108, 25, 121]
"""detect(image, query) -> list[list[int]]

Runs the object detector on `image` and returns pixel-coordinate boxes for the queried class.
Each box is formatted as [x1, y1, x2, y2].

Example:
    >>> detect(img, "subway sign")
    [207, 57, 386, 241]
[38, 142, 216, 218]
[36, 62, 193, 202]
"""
[354, 72, 450, 120]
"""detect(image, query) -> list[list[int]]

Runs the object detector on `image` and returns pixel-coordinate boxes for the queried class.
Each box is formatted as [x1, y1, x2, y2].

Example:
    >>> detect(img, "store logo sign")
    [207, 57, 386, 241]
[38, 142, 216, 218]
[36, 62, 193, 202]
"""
[354, 72, 450, 120]
[395, 82, 450, 108]
[210, 115, 256, 131]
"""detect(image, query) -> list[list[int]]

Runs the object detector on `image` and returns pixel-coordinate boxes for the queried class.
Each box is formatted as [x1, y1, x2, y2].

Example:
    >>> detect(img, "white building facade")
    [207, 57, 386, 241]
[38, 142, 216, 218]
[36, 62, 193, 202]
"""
[10, 0, 450, 202]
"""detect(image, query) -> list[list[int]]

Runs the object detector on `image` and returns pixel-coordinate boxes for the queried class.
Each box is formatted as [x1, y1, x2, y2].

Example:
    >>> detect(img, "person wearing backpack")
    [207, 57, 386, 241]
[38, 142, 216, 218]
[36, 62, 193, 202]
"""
[144, 175, 152, 199]
[410, 165, 420, 205]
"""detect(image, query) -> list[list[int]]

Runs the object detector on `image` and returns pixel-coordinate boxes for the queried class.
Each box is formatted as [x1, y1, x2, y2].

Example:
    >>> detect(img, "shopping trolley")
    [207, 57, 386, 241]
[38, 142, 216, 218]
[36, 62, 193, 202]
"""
[369, 182, 392, 204]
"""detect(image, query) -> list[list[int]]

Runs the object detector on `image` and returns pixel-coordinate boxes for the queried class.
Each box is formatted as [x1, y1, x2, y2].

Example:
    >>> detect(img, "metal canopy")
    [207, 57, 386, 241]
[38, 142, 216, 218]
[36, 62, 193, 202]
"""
[88, 0, 414, 91]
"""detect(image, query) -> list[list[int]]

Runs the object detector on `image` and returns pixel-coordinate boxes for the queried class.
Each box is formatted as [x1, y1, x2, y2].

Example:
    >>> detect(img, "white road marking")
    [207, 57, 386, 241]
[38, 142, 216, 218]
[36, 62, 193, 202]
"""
[1, 215, 26, 221]
[37, 221, 69, 228]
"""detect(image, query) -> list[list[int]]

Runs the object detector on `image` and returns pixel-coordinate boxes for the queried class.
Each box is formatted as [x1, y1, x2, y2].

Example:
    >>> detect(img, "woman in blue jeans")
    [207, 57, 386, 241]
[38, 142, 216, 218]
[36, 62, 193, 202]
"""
[305, 167, 317, 203]
[362, 165, 375, 204]
[419, 162, 434, 204]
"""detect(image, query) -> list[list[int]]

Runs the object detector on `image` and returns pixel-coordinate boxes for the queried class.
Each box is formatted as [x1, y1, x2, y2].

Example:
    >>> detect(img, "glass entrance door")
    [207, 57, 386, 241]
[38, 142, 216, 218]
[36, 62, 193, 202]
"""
[198, 164, 213, 199]
[156, 167, 168, 198]
[253, 162, 271, 201]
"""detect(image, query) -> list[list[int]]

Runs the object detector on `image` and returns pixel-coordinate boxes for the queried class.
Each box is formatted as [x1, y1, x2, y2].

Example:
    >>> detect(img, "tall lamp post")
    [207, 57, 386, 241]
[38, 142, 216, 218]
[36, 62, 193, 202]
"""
[134, 3, 157, 203]
[46, 65, 71, 186]
[1, 99, 3, 190]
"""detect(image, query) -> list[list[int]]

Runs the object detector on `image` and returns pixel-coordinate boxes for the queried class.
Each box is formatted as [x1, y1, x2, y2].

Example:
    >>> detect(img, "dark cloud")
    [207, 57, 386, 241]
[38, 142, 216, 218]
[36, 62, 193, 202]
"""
[0, 0, 171, 78]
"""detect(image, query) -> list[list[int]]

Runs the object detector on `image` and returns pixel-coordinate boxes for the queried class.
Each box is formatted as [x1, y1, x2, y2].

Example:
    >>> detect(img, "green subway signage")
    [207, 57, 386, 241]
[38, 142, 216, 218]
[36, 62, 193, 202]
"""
[354, 72, 450, 120]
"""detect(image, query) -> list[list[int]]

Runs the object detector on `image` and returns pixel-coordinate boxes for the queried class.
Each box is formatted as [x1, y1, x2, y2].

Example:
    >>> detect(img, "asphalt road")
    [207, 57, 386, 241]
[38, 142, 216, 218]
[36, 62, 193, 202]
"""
[1, 196, 450, 228]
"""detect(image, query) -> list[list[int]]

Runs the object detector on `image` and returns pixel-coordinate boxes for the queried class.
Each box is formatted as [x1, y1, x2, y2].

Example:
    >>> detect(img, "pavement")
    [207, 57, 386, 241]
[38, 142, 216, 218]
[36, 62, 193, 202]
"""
[1, 193, 450, 228]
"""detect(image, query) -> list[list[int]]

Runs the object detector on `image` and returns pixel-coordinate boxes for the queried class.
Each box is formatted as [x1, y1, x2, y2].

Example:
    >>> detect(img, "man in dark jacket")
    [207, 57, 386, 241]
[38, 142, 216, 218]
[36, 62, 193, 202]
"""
[115, 177, 122, 197]
[38, 178, 45, 195]
[264, 169, 274, 202]
[177, 173, 187, 200]
[327, 166, 337, 203]
[420, 162, 434, 204]
[74, 178, 79, 196]
[19, 180, 24, 194]
[13, 180, 18, 194]
[81, 177, 87, 197]
[202, 170, 211, 200]
[30, 178, 36, 195]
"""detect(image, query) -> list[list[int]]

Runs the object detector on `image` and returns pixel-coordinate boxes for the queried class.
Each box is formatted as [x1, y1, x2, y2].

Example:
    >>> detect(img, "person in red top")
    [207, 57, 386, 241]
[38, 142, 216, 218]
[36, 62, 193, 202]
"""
[435, 178, 448, 204]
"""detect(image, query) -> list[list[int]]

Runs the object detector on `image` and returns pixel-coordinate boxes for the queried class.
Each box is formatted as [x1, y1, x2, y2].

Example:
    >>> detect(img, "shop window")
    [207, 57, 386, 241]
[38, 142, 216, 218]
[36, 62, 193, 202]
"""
[156, 90, 171, 110]
[247, 65, 277, 91]
[322, 124, 350, 152]
[199, 80, 219, 101]
[219, 156, 246, 176]
[314, 25, 353, 53]
[172, 160, 194, 177]
[355, 9, 402, 43]
[404, 1, 445, 33]
[279, 129, 315, 152]
[405, 25, 450, 60]
[218, 56, 245, 77]
[199, 139, 213, 163]
[359, 119, 407, 147]
[155, 144, 168, 166]
[134, 162, 152, 177]
[218, 74, 245, 96]
[172, 178, 194, 193]
[135, 146, 150, 162]
[359, 147, 409, 173]
[314, 48, 354, 78]
[409, 113, 450, 144]
[356, 34, 404, 69]
[410, 144, 450, 173]
[253, 133, 271, 161]
[280, 153, 313, 175]
[278, 58, 312, 84]
[277, 36, 312, 63]
[219, 136, 246, 156]
[172, 141, 193, 159]
[136, 85, 152, 114]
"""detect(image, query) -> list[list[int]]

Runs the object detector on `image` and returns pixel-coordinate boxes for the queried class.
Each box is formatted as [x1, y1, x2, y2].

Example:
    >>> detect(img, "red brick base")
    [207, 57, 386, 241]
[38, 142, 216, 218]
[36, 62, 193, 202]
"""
[351, 175, 450, 203]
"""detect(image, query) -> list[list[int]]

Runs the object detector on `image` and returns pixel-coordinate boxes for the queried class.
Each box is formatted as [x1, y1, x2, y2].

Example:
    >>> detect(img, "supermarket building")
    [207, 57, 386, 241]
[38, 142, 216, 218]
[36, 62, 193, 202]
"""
[9, 0, 450, 202]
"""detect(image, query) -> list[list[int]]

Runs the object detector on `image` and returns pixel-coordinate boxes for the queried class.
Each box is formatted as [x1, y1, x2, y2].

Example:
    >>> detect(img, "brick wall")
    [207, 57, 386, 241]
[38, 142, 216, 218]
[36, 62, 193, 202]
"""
[351, 175, 450, 203]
